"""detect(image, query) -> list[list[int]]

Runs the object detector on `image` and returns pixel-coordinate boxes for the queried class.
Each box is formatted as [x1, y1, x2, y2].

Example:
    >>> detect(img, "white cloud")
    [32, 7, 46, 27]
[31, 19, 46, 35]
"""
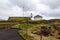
[0, 6, 23, 20]
[0, 0, 60, 20]
[40, 0, 60, 8]
[0, 0, 8, 3]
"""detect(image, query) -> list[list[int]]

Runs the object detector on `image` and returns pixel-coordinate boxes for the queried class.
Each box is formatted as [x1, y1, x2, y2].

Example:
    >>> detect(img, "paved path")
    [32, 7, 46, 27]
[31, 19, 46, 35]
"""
[0, 29, 25, 40]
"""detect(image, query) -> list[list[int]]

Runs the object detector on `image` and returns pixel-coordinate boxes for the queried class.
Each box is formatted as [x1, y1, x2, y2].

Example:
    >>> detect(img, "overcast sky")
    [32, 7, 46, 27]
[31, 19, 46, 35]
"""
[0, 0, 60, 20]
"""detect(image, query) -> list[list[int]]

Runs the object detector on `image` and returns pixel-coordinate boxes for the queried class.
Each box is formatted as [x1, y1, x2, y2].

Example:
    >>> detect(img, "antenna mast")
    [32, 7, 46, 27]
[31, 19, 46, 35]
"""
[23, 0, 24, 17]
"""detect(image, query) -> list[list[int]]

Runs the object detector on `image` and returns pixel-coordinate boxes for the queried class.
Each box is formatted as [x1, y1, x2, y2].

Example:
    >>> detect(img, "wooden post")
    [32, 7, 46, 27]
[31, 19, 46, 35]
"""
[40, 28, 42, 40]
[40, 34, 42, 40]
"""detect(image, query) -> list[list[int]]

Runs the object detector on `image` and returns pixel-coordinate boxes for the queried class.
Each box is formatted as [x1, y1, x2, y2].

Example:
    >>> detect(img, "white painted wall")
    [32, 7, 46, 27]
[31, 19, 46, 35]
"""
[34, 17, 42, 20]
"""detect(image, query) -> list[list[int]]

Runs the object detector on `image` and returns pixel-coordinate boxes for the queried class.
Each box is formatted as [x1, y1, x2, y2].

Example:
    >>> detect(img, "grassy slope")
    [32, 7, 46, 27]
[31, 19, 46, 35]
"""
[11, 23, 36, 40]
[0, 20, 59, 40]
[17, 23, 59, 40]
[17, 24, 52, 40]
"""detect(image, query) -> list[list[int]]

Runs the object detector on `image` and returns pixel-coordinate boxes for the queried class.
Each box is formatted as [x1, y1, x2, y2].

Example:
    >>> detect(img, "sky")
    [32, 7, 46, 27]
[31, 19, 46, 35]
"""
[0, 0, 60, 20]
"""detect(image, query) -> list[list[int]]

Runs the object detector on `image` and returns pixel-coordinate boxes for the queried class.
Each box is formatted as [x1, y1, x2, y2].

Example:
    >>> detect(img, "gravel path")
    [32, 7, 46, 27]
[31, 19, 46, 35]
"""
[0, 29, 25, 40]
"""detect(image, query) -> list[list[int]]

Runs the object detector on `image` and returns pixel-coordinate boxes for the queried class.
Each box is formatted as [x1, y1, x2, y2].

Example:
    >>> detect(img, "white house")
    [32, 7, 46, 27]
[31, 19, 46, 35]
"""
[34, 15, 43, 20]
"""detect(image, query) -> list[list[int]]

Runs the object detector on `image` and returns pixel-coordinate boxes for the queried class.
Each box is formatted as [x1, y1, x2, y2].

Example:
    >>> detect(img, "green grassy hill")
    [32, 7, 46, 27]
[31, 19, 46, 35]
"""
[0, 19, 60, 40]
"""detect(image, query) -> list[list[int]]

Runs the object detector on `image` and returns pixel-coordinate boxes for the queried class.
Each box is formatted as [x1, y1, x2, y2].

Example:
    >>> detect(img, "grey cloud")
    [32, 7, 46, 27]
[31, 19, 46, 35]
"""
[40, 7, 60, 18]
[0, 0, 60, 20]
[40, 0, 60, 9]
[6, 0, 60, 19]
[0, 1, 14, 20]
[9, 0, 37, 11]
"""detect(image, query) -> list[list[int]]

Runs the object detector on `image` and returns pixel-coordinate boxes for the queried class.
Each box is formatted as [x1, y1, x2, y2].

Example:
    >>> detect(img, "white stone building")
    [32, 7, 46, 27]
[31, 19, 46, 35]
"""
[34, 15, 43, 20]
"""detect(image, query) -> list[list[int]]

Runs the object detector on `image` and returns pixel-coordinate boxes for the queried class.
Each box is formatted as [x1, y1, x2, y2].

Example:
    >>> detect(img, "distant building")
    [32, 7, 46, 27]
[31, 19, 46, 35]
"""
[8, 17, 31, 21]
[34, 15, 43, 20]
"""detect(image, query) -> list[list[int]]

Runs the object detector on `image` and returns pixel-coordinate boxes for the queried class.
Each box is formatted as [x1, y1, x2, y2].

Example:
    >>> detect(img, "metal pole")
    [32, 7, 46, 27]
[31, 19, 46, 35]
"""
[22, 0, 24, 17]
[22, 1, 28, 39]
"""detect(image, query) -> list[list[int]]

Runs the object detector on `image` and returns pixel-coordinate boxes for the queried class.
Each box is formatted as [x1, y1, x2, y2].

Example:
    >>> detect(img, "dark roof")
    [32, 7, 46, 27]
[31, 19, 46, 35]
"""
[34, 15, 42, 18]
[8, 17, 31, 21]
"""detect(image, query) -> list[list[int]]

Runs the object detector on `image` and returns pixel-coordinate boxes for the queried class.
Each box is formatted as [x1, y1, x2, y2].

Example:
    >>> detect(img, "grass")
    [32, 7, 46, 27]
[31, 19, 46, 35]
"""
[0, 22, 56, 40]
[18, 24, 38, 40]
[18, 23, 59, 40]
[18, 30, 32, 40]
[0, 22, 18, 24]
[0, 20, 60, 40]
[17, 24, 36, 40]
[0, 20, 19, 24]
[11, 24, 20, 29]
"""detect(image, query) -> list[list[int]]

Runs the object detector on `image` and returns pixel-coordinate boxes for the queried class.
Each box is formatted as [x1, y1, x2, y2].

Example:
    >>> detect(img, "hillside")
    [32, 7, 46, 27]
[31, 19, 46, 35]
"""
[0, 19, 60, 40]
